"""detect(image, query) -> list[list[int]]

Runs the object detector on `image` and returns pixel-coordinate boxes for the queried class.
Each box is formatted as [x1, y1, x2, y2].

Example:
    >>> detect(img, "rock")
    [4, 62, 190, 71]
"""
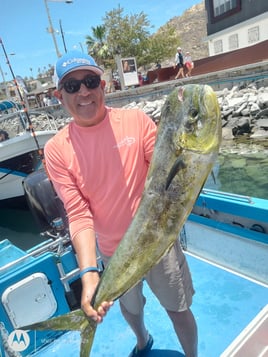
[217, 85, 268, 139]
[221, 108, 233, 118]
[255, 118, 268, 129]
[249, 102, 260, 114]
[222, 127, 234, 140]
[234, 102, 247, 116]
[255, 108, 268, 119]
[121, 84, 268, 139]
[250, 128, 268, 139]
[257, 92, 268, 108]
[232, 158, 246, 168]
[241, 107, 250, 116]
[2, 84, 268, 142]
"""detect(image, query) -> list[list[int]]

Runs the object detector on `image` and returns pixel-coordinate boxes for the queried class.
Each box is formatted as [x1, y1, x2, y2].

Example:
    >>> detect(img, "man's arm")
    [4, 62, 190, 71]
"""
[72, 228, 113, 322]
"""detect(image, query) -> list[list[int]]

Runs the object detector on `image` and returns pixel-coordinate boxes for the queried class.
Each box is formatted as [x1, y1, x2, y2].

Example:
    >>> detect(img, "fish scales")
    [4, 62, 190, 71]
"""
[20, 84, 222, 357]
[94, 84, 221, 303]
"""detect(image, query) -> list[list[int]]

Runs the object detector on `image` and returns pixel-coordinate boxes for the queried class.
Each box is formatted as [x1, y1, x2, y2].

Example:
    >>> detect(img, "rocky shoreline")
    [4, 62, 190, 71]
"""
[122, 84, 268, 141]
[2, 84, 268, 146]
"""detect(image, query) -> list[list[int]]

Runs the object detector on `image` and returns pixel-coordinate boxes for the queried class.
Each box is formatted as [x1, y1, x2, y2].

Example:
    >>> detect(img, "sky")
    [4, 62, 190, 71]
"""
[0, 0, 201, 81]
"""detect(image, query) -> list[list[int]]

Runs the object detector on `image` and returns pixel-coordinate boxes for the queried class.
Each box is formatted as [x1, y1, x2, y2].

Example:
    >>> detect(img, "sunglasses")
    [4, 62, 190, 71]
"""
[60, 75, 101, 94]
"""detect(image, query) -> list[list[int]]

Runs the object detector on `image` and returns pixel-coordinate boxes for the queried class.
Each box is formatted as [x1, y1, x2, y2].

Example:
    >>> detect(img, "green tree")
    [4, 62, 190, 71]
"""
[85, 25, 112, 68]
[143, 24, 179, 66]
[102, 5, 151, 65]
[84, 6, 180, 71]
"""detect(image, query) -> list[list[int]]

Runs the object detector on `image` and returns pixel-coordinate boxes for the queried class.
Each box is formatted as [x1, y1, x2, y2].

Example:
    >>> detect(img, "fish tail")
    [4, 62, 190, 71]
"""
[20, 309, 88, 332]
[80, 322, 97, 357]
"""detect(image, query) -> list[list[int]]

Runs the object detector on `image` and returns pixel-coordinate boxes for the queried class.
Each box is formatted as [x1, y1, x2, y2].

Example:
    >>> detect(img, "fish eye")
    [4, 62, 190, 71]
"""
[184, 108, 199, 132]
[189, 108, 198, 118]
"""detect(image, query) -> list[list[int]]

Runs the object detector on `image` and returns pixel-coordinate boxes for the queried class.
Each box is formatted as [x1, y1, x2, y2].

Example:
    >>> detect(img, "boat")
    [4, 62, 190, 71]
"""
[0, 169, 267, 357]
[0, 101, 58, 207]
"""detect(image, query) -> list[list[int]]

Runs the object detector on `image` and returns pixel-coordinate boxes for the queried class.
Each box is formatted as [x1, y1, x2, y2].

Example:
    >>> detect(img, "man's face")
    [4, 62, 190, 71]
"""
[55, 69, 106, 127]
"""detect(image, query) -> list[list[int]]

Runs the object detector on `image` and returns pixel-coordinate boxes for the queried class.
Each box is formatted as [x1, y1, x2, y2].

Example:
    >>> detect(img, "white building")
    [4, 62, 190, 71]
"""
[205, 0, 268, 56]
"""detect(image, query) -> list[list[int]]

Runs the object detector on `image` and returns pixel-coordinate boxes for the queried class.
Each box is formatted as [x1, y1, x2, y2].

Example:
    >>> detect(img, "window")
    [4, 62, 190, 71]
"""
[209, 0, 241, 22]
[213, 0, 238, 16]
[229, 33, 239, 50]
[214, 39, 223, 54]
[248, 26, 259, 44]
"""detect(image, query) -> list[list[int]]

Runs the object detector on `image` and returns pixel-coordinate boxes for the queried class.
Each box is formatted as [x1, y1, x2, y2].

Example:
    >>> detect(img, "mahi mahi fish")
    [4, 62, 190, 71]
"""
[20, 84, 222, 356]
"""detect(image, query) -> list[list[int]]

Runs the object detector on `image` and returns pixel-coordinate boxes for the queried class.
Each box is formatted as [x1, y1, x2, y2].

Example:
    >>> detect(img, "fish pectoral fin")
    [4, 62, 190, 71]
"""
[80, 321, 97, 357]
[20, 309, 87, 332]
[165, 158, 186, 189]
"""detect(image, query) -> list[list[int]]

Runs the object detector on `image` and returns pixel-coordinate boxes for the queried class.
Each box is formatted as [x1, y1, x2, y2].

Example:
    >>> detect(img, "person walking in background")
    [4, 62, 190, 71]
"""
[45, 50, 198, 357]
[174, 47, 185, 79]
[184, 52, 194, 77]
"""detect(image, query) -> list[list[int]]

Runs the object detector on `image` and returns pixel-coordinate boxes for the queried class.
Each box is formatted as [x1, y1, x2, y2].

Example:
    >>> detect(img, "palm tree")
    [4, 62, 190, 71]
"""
[85, 25, 113, 68]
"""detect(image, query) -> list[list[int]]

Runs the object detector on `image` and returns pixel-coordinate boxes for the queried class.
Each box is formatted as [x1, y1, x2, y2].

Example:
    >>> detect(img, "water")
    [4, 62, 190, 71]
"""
[206, 141, 268, 200]
[1, 140, 268, 251]
[0, 207, 42, 250]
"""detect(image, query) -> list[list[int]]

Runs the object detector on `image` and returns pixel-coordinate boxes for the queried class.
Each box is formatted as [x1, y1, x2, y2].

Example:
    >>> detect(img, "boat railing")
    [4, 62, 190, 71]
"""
[0, 235, 71, 275]
[0, 110, 58, 139]
[0, 110, 27, 134]
[201, 188, 253, 204]
[28, 110, 58, 131]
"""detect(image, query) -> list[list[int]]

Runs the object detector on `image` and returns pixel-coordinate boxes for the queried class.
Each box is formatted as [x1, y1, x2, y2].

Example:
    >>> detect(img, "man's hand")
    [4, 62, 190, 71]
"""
[81, 272, 113, 323]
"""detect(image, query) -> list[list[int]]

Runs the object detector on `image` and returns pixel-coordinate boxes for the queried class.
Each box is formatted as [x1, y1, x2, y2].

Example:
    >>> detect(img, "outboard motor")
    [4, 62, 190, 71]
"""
[23, 168, 68, 237]
[23, 169, 104, 310]
[23, 169, 83, 310]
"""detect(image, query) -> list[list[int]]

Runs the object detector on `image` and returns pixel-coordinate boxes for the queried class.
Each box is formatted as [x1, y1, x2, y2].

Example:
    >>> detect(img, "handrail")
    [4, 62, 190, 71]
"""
[201, 189, 253, 204]
[0, 235, 70, 275]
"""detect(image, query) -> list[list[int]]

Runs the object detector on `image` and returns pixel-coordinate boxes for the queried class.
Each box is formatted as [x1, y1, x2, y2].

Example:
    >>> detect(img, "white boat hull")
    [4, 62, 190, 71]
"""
[184, 189, 268, 284]
[221, 304, 268, 357]
[0, 130, 56, 200]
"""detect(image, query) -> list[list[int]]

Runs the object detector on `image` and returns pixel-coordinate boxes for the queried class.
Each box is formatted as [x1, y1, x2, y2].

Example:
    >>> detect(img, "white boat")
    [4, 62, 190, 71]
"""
[0, 170, 267, 357]
[0, 103, 57, 205]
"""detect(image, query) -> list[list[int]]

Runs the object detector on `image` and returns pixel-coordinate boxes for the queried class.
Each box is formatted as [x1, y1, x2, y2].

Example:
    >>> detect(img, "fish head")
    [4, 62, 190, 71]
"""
[161, 84, 222, 154]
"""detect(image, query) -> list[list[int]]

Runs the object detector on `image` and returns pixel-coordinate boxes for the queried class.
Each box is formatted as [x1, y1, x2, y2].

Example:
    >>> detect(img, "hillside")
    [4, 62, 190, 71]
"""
[160, 1, 208, 64]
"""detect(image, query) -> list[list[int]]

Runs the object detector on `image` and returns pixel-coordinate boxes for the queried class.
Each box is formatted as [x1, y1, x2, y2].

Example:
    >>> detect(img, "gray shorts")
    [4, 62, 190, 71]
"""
[100, 238, 195, 315]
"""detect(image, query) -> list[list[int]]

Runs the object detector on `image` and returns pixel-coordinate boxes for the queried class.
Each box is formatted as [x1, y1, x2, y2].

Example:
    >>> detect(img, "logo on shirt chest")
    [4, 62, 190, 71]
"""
[114, 136, 136, 149]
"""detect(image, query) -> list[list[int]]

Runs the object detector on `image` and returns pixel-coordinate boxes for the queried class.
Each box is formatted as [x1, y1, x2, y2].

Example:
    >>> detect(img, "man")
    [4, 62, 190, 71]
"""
[174, 47, 185, 79]
[45, 51, 198, 357]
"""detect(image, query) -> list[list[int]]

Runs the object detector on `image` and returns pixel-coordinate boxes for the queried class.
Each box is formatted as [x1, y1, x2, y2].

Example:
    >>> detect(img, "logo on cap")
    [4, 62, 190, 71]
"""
[62, 58, 94, 68]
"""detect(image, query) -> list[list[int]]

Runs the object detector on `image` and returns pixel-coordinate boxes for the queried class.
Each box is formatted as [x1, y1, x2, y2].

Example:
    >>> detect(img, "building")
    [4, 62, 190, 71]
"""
[205, 0, 268, 56]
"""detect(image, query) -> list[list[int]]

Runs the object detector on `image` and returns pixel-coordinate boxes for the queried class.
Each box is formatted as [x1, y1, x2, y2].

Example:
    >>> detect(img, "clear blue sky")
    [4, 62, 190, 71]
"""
[0, 0, 201, 80]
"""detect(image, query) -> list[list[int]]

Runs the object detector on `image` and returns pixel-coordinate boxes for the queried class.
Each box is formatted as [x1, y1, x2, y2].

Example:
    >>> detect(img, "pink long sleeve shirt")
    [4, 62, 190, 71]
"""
[44, 106, 157, 256]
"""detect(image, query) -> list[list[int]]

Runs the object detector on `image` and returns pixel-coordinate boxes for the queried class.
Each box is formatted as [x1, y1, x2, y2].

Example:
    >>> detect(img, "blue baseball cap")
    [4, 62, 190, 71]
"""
[54, 51, 104, 88]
